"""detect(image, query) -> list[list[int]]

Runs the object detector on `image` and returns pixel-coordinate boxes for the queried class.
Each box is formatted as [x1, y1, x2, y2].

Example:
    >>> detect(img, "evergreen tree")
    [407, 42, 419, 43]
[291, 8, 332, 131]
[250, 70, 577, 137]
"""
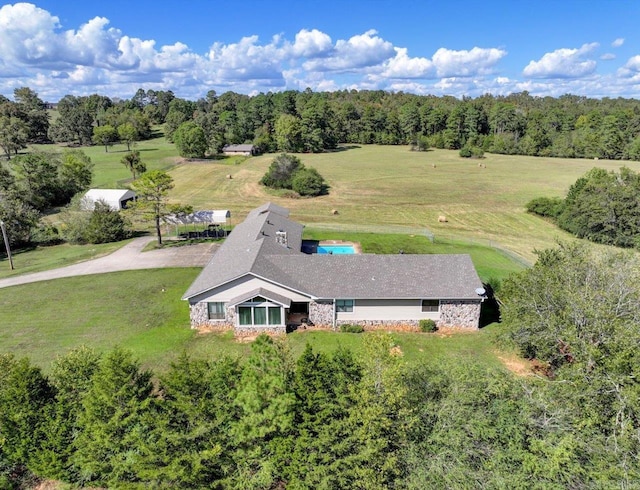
[73, 348, 155, 486]
[230, 335, 296, 489]
[137, 354, 242, 487]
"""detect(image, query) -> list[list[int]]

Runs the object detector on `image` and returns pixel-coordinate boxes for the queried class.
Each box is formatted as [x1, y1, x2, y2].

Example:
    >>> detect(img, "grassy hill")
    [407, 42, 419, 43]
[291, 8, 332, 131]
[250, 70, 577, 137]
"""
[168, 145, 640, 262]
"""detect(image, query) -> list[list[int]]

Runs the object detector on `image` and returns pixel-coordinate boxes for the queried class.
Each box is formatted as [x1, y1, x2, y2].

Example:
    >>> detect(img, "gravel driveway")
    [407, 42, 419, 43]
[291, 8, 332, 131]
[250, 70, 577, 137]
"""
[0, 236, 219, 289]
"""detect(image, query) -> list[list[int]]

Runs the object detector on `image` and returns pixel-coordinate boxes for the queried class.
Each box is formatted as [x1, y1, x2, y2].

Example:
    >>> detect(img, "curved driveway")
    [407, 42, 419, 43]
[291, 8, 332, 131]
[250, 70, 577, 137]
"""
[0, 237, 219, 289]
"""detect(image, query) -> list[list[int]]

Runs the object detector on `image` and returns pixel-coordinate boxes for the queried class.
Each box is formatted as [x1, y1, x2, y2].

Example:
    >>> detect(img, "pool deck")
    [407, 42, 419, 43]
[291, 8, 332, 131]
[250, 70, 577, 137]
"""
[318, 240, 362, 254]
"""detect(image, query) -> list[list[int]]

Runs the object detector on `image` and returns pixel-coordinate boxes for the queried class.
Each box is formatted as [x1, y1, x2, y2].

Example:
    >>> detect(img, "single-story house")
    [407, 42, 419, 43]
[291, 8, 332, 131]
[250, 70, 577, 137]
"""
[222, 144, 256, 156]
[183, 203, 484, 334]
[82, 189, 136, 211]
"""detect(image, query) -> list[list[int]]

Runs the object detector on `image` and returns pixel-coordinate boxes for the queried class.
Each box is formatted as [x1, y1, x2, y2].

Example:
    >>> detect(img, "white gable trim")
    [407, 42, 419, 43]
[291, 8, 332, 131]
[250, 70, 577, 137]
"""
[184, 272, 316, 302]
[187, 273, 315, 304]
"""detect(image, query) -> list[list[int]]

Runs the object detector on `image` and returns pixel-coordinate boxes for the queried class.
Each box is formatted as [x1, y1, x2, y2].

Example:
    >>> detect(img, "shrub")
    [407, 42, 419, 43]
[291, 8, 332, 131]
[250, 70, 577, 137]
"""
[291, 167, 327, 196]
[60, 200, 129, 244]
[459, 146, 472, 158]
[419, 319, 437, 332]
[31, 223, 61, 245]
[84, 202, 130, 244]
[340, 324, 364, 333]
[260, 153, 303, 189]
[261, 153, 328, 197]
[525, 196, 565, 218]
[459, 145, 484, 158]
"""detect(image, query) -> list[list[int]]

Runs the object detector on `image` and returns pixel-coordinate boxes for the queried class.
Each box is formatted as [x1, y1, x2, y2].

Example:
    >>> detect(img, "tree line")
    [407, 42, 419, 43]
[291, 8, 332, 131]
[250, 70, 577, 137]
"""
[527, 166, 640, 249]
[6, 86, 640, 160]
[3, 241, 640, 490]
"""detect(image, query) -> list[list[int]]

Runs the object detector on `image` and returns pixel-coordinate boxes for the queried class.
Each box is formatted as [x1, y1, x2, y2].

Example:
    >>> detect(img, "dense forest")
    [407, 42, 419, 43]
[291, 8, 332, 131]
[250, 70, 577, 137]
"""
[2, 241, 640, 489]
[4, 87, 640, 160]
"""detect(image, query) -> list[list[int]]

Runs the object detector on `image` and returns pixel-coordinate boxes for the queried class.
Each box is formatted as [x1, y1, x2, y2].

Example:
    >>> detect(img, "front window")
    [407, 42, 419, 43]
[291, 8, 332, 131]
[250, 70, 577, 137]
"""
[268, 307, 282, 325]
[421, 299, 439, 312]
[238, 306, 253, 325]
[254, 306, 267, 325]
[208, 302, 226, 320]
[336, 299, 354, 312]
[237, 299, 283, 326]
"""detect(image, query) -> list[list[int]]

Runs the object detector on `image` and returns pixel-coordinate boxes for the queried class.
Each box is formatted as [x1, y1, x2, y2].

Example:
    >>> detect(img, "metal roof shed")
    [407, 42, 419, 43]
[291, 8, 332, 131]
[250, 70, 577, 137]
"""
[82, 189, 137, 211]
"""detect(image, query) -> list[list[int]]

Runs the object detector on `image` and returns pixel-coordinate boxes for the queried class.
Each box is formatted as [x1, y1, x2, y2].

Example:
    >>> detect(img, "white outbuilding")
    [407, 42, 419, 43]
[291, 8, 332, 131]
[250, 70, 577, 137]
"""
[82, 189, 137, 211]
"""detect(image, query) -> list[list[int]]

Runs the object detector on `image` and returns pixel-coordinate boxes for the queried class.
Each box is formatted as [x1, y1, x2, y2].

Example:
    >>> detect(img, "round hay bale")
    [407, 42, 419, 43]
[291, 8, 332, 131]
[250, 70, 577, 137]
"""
[331, 209, 339, 215]
[431, 163, 436, 168]
[226, 174, 233, 179]
[438, 215, 448, 223]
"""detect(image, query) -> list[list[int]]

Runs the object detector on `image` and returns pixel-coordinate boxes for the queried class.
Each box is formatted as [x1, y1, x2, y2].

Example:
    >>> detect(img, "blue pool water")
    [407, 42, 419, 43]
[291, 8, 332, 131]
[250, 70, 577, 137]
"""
[317, 245, 355, 255]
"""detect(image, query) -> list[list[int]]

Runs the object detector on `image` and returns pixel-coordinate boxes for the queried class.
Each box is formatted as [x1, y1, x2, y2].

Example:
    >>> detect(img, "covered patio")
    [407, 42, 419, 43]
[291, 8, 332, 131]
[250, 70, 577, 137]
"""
[165, 210, 231, 239]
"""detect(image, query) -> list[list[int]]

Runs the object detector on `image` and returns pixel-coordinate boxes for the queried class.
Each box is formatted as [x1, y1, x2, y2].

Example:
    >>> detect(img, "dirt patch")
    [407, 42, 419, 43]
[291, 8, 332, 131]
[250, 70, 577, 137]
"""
[235, 334, 259, 343]
[33, 480, 67, 490]
[495, 351, 534, 377]
[390, 345, 403, 357]
[434, 326, 478, 338]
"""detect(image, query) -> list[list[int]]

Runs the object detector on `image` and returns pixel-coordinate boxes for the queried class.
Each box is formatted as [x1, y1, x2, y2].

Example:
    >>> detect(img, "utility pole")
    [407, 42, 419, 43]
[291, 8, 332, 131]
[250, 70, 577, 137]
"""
[0, 220, 14, 270]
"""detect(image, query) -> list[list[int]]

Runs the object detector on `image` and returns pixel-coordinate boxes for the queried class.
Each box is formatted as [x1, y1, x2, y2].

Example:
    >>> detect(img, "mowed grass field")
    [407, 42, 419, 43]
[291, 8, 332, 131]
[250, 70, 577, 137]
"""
[31, 132, 180, 188]
[169, 145, 640, 262]
[25, 135, 640, 263]
[0, 269, 509, 373]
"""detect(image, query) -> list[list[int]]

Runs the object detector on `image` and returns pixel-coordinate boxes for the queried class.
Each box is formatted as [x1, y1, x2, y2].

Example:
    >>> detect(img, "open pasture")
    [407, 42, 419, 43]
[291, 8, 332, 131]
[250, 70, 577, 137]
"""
[169, 145, 640, 262]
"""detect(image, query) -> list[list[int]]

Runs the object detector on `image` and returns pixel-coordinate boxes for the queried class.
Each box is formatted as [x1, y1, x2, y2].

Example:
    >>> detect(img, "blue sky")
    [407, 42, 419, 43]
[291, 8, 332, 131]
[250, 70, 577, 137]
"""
[1, 0, 640, 101]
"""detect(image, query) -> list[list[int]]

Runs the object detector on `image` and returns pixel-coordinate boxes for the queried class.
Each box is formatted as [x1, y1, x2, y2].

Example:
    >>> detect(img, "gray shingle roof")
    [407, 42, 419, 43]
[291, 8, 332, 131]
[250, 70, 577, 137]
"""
[257, 254, 482, 299]
[182, 202, 303, 299]
[223, 144, 255, 152]
[228, 287, 292, 307]
[183, 203, 483, 301]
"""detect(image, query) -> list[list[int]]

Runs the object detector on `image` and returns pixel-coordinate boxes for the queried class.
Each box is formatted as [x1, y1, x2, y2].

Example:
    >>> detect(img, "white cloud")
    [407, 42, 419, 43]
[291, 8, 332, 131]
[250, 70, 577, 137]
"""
[618, 55, 640, 78]
[600, 53, 616, 61]
[382, 47, 434, 78]
[291, 29, 332, 58]
[612, 38, 624, 48]
[1, 4, 640, 100]
[523, 43, 598, 78]
[0, 2, 60, 64]
[303, 30, 395, 72]
[205, 35, 285, 82]
[432, 47, 507, 77]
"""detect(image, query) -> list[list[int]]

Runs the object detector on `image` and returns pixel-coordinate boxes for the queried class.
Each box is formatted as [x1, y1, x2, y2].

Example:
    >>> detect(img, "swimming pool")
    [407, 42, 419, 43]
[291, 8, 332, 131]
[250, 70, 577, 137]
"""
[317, 245, 356, 255]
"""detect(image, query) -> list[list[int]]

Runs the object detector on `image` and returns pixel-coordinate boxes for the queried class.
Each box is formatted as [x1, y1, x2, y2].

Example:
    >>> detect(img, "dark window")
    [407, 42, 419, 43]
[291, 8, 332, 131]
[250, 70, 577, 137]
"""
[208, 302, 226, 320]
[336, 299, 354, 312]
[421, 300, 439, 312]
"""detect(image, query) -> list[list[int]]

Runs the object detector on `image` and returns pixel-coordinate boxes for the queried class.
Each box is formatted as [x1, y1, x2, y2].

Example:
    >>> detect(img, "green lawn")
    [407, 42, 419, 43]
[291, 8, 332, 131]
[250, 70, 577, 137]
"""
[30, 130, 180, 188]
[168, 146, 640, 262]
[0, 239, 133, 279]
[0, 268, 510, 373]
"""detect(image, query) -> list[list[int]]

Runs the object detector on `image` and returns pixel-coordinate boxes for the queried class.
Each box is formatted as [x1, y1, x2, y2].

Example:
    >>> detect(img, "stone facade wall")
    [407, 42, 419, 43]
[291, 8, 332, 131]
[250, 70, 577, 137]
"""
[309, 301, 334, 327]
[336, 319, 420, 332]
[189, 302, 234, 330]
[235, 326, 286, 337]
[438, 300, 481, 330]
[190, 299, 480, 332]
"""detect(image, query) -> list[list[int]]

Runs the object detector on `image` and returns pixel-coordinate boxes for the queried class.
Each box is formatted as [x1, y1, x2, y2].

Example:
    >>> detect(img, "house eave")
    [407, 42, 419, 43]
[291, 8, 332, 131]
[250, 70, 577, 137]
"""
[182, 271, 317, 302]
